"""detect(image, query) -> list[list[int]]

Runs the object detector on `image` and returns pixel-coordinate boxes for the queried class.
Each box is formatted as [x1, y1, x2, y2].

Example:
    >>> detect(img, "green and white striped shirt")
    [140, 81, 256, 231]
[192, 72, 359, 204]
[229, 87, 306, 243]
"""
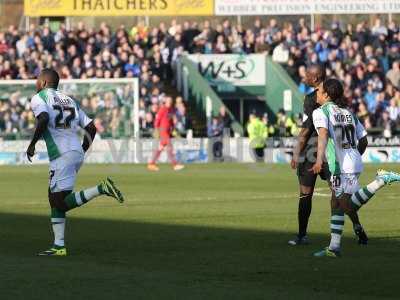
[312, 102, 367, 175]
[30, 88, 92, 161]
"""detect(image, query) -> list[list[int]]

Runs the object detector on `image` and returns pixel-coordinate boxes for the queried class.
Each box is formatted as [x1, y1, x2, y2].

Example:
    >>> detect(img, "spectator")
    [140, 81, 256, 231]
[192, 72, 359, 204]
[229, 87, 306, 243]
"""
[376, 111, 393, 138]
[247, 113, 267, 162]
[0, 32, 9, 54]
[276, 109, 288, 137]
[218, 106, 231, 136]
[386, 61, 400, 89]
[364, 84, 378, 113]
[0, 18, 398, 138]
[272, 42, 289, 63]
[372, 19, 388, 37]
[387, 98, 400, 125]
[261, 113, 275, 137]
[141, 112, 154, 138]
[174, 99, 189, 137]
[207, 117, 224, 161]
[357, 102, 372, 130]
[275, 109, 299, 137]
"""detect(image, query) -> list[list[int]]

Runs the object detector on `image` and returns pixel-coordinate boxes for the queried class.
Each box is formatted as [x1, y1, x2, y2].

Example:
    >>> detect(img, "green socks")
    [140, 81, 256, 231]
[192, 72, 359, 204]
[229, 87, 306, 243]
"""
[329, 208, 344, 251]
[350, 179, 385, 210]
[64, 185, 102, 209]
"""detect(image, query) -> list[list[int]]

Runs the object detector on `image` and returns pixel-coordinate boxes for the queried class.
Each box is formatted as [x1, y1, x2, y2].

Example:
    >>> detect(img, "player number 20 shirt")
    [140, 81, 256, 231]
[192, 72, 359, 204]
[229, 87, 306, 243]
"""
[30, 88, 92, 161]
[312, 102, 367, 175]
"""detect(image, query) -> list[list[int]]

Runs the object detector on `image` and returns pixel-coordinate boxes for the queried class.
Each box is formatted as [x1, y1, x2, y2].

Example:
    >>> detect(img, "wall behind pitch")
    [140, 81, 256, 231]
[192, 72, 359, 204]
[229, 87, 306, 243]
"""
[0, 139, 399, 165]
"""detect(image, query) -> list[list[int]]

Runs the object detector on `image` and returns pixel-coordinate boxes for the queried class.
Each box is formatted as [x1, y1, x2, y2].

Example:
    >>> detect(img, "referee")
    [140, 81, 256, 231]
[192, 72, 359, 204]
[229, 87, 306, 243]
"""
[288, 64, 368, 246]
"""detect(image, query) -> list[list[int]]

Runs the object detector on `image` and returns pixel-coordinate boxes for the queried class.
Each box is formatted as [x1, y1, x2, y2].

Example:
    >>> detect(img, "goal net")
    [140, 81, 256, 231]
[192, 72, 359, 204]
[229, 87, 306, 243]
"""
[0, 78, 140, 164]
[0, 78, 139, 141]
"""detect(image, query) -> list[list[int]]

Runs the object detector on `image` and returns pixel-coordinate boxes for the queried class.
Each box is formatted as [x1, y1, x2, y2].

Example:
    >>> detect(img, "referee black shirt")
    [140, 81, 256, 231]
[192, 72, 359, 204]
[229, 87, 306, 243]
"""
[300, 90, 319, 163]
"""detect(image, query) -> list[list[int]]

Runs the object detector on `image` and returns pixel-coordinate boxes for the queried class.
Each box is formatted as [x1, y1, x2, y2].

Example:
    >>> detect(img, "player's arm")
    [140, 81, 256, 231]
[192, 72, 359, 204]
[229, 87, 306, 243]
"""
[358, 136, 368, 155]
[353, 115, 368, 155]
[310, 109, 329, 174]
[27, 95, 50, 162]
[247, 123, 253, 138]
[291, 98, 313, 169]
[82, 121, 96, 152]
[27, 112, 49, 162]
[291, 127, 312, 169]
[78, 106, 96, 153]
[154, 109, 162, 129]
[311, 127, 328, 174]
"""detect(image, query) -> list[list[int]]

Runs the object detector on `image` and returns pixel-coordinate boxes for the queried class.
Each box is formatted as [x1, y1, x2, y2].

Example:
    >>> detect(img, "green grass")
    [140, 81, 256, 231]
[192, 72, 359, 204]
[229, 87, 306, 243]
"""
[1, 163, 400, 299]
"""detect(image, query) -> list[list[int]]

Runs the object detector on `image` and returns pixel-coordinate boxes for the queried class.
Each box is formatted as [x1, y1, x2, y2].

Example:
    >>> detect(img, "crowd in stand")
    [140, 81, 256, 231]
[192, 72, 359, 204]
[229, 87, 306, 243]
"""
[0, 17, 399, 138]
[0, 21, 189, 138]
[276, 18, 400, 136]
[0, 91, 35, 138]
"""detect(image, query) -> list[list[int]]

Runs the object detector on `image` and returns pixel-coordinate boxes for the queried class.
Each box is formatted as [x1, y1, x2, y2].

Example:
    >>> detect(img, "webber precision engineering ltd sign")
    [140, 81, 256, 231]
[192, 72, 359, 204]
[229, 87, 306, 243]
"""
[24, 0, 214, 16]
[215, 0, 400, 15]
[188, 54, 266, 92]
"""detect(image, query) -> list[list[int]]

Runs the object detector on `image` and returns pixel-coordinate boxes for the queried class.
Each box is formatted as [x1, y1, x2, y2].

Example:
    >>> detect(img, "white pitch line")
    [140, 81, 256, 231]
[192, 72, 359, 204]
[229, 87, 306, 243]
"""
[313, 193, 331, 197]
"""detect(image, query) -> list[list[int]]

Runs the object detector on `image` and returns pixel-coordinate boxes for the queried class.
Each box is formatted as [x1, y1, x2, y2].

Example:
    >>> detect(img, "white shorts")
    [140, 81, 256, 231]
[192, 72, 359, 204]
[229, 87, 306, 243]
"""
[331, 173, 360, 197]
[49, 151, 84, 192]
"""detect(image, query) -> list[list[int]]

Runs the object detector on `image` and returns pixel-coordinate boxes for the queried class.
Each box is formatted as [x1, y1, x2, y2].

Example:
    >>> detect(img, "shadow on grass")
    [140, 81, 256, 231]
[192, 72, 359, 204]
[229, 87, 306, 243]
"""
[0, 212, 399, 300]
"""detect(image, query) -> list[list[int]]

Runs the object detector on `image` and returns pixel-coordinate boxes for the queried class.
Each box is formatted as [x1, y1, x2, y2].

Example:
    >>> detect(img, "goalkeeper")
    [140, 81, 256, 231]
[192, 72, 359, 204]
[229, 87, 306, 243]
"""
[148, 96, 184, 171]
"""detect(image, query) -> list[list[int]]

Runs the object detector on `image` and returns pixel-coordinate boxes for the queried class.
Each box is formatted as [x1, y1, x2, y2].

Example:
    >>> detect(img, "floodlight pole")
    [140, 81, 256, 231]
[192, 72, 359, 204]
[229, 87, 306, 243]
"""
[66, 17, 71, 30]
[310, 14, 315, 31]
[25, 16, 30, 31]
[237, 15, 242, 26]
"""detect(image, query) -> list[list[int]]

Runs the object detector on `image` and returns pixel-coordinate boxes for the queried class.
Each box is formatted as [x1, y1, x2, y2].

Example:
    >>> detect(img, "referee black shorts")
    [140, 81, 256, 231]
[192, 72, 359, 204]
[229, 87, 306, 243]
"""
[297, 161, 331, 188]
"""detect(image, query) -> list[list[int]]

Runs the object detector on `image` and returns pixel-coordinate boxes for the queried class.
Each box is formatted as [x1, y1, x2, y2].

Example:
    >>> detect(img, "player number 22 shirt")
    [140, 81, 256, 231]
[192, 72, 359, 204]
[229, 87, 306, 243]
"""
[30, 88, 92, 161]
[312, 102, 367, 175]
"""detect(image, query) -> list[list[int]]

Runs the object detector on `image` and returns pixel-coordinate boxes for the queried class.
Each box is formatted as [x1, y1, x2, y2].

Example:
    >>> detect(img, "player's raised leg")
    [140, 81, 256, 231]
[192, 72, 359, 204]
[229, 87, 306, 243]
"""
[38, 153, 124, 256]
[314, 170, 400, 257]
[349, 170, 400, 211]
[39, 179, 124, 256]
[64, 177, 124, 210]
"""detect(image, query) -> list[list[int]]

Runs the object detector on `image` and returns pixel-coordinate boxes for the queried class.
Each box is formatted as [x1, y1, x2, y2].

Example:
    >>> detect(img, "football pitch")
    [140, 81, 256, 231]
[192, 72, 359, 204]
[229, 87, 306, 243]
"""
[1, 163, 399, 299]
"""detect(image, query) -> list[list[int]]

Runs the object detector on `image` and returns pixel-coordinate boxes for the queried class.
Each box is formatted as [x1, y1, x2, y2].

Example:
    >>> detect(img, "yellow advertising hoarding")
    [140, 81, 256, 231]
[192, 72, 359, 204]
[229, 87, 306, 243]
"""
[24, 0, 214, 16]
